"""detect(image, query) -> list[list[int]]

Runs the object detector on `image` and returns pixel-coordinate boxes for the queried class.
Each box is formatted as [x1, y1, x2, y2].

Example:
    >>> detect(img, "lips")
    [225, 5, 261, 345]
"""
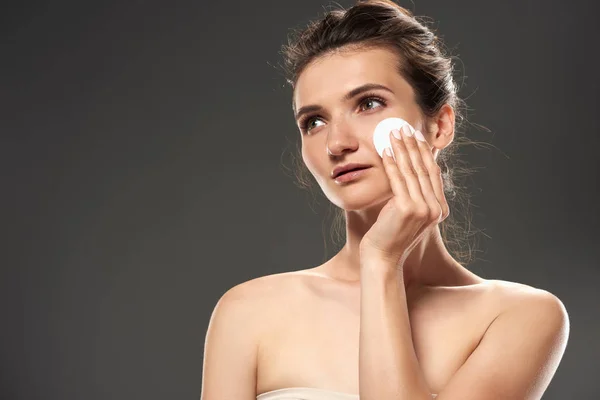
[337, 166, 370, 177]
[331, 163, 372, 179]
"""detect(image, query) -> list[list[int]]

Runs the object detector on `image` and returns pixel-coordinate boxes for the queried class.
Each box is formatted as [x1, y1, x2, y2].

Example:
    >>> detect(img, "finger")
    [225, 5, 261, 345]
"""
[390, 128, 424, 202]
[401, 127, 443, 222]
[413, 130, 449, 220]
[381, 144, 411, 204]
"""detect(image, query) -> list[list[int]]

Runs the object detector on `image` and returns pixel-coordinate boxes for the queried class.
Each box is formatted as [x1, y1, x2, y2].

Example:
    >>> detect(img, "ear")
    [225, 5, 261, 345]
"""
[424, 103, 455, 153]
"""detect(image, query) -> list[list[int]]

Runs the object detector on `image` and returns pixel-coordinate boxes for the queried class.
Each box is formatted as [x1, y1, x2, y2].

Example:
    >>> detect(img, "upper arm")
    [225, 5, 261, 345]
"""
[200, 283, 261, 400]
[437, 289, 570, 400]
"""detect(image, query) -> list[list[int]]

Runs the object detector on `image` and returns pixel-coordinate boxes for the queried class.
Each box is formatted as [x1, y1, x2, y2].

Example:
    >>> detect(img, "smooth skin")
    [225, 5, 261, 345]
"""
[200, 46, 569, 400]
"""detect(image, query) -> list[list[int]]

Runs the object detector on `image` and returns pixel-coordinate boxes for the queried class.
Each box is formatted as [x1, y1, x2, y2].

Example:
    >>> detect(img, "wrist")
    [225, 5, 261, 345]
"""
[360, 257, 404, 281]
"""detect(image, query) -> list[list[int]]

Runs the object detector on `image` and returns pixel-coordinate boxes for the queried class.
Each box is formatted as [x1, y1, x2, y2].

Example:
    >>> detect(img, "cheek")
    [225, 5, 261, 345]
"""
[301, 144, 332, 187]
[301, 145, 319, 176]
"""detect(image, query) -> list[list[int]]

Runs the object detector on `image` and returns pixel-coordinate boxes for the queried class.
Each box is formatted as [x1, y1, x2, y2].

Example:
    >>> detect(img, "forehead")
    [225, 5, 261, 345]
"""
[293, 46, 406, 108]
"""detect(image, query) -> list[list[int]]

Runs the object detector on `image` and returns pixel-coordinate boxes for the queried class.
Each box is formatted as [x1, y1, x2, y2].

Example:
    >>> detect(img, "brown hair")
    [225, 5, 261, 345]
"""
[279, 0, 483, 266]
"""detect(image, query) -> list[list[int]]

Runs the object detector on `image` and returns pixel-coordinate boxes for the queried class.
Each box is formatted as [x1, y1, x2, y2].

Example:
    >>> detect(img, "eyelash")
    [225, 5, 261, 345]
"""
[298, 93, 387, 133]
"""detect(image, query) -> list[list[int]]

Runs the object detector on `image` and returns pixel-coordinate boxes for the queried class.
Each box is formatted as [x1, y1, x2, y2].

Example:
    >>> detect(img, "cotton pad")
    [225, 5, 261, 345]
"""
[372, 117, 416, 158]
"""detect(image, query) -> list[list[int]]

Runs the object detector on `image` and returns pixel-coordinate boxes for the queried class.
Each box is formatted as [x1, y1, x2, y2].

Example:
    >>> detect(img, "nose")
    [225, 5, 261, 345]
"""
[326, 119, 359, 157]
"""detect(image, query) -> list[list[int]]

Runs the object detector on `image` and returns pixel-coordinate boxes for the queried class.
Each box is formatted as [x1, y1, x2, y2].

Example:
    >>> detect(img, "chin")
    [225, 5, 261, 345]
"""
[323, 180, 391, 212]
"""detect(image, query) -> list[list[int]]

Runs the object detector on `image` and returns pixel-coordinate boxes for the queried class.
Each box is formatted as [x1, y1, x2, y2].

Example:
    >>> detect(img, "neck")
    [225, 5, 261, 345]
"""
[324, 204, 474, 289]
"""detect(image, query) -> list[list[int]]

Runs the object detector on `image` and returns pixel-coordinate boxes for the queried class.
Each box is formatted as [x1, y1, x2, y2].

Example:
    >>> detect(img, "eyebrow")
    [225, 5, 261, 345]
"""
[293, 83, 394, 121]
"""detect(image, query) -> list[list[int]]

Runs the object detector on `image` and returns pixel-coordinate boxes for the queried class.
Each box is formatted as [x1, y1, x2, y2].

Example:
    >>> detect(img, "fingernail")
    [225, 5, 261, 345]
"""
[392, 129, 402, 140]
[402, 125, 413, 137]
[414, 130, 426, 142]
[384, 147, 393, 157]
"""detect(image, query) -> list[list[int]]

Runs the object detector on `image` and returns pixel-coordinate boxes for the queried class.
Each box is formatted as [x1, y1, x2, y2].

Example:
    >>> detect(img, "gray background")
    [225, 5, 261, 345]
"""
[2, 0, 599, 399]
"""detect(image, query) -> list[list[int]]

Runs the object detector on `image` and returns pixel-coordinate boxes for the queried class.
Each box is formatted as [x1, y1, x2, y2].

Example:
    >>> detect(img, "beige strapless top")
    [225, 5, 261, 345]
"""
[257, 387, 438, 399]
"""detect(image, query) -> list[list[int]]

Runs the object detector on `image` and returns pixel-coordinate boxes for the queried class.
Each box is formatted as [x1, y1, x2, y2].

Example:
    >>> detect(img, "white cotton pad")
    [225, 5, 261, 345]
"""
[372, 117, 416, 158]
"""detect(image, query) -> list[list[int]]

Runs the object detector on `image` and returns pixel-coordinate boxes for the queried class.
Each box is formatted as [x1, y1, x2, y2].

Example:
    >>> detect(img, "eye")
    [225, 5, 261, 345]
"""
[359, 96, 386, 111]
[300, 116, 325, 133]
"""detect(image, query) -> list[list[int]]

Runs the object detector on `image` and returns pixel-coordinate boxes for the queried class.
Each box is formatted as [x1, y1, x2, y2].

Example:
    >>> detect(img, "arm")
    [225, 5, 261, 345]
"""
[358, 261, 432, 400]
[358, 261, 570, 400]
[200, 284, 259, 400]
[435, 287, 569, 400]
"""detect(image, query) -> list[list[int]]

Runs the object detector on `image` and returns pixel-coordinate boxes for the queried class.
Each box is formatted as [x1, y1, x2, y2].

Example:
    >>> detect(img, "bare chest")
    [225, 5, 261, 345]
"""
[256, 283, 496, 395]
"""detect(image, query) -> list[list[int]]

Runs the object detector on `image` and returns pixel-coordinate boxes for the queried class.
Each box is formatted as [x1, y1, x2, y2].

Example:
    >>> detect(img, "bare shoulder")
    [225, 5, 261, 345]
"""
[480, 279, 568, 315]
[465, 279, 570, 343]
[419, 278, 569, 340]
[204, 271, 306, 356]
[201, 271, 310, 399]
[221, 269, 316, 301]
[213, 269, 318, 325]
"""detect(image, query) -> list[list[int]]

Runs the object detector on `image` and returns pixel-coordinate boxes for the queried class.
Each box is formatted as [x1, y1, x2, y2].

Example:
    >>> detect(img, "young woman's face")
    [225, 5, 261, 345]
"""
[293, 46, 426, 211]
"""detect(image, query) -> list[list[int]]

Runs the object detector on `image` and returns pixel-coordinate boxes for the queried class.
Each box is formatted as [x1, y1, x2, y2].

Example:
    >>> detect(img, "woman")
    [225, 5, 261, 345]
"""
[201, 1, 569, 399]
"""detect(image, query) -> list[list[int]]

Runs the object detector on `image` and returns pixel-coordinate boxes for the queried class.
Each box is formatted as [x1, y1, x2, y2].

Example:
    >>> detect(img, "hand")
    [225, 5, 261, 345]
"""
[359, 125, 450, 267]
